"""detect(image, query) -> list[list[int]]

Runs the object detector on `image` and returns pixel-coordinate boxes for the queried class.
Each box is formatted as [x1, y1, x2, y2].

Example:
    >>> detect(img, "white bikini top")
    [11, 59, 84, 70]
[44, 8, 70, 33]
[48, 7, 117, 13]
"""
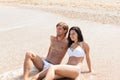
[67, 46, 85, 57]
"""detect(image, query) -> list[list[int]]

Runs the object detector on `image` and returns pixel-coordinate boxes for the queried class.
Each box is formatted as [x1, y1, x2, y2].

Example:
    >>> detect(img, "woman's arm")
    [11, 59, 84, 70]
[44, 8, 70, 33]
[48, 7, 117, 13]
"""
[83, 42, 92, 72]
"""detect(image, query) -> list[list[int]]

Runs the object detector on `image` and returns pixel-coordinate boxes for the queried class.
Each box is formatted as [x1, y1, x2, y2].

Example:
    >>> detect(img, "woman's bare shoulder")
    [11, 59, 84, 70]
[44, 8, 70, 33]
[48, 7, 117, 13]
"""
[83, 42, 90, 50]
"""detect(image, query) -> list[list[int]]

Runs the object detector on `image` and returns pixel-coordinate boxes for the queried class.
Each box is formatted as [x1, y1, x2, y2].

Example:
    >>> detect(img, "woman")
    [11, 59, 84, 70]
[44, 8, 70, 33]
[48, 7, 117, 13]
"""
[44, 26, 87, 80]
[32, 26, 91, 80]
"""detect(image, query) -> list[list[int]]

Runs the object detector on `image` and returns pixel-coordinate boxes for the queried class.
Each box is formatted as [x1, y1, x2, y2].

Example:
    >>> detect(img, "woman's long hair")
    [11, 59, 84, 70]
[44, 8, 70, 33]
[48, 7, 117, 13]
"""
[68, 26, 84, 47]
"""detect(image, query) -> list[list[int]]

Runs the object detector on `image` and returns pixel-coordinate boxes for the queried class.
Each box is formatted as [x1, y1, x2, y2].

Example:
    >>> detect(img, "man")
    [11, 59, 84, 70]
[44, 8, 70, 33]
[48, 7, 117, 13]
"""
[23, 22, 69, 80]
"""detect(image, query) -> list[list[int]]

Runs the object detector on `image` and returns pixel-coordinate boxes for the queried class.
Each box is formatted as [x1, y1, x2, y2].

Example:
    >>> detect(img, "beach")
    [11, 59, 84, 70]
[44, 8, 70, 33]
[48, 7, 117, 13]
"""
[0, 0, 120, 80]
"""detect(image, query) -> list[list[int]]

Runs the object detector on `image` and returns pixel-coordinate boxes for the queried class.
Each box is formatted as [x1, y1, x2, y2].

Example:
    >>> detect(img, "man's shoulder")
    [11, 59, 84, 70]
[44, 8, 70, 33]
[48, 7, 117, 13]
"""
[64, 38, 68, 43]
[50, 35, 56, 41]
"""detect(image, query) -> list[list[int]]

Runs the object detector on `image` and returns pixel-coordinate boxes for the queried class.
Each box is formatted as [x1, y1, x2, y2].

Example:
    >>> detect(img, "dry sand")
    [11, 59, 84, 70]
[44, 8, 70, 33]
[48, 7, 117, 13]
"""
[0, 0, 120, 25]
[0, 0, 120, 80]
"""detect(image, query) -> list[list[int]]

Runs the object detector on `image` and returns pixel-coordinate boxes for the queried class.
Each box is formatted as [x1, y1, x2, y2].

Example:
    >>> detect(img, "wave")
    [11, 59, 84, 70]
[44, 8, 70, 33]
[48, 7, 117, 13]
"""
[0, 67, 39, 80]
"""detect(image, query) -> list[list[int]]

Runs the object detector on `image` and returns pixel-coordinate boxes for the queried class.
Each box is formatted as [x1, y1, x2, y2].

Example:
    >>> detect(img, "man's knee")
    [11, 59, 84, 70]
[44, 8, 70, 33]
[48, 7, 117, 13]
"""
[25, 51, 36, 59]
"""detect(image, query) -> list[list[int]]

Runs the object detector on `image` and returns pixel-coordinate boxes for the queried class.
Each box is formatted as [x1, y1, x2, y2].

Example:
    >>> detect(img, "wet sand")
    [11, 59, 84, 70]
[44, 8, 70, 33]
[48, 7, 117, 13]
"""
[0, 0, 120, 80]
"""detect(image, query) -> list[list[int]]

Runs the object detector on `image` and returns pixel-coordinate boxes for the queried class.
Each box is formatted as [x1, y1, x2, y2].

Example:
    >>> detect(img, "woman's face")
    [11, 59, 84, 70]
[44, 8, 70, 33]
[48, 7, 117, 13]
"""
[70, 30, 78, 42]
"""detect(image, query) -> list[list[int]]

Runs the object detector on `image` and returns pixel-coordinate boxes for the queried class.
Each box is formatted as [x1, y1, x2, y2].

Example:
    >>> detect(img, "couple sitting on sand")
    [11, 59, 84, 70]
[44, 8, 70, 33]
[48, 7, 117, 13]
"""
[23, 22, 92, 80]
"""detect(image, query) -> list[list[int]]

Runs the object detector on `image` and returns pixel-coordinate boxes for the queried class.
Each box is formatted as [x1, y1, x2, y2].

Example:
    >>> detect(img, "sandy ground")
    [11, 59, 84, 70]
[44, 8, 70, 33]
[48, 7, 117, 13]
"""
[0, 0, 120, 25]
[0, 0, 120, 80]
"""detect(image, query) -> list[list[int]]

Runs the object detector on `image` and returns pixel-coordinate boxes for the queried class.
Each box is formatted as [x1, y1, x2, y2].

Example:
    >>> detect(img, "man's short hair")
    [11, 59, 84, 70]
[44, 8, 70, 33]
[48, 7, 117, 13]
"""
[56, 22, 69, 34]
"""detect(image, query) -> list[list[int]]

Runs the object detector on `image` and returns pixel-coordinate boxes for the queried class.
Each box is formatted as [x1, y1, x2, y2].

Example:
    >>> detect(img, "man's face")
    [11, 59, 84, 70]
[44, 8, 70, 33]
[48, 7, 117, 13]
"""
[56, 26, 65, 36]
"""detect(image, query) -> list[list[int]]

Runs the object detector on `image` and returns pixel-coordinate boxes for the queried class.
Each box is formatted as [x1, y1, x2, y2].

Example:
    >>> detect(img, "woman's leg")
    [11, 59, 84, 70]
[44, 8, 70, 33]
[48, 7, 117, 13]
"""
[44, 65, 80, 80]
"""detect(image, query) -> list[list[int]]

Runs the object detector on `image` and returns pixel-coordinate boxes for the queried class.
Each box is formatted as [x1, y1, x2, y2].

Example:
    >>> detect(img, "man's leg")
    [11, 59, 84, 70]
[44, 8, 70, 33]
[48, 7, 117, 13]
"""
[23, 51, 44, 80]
[55, 77, 73, 80]
[31, 68, 49, 80]
[32, 59, 56, 80]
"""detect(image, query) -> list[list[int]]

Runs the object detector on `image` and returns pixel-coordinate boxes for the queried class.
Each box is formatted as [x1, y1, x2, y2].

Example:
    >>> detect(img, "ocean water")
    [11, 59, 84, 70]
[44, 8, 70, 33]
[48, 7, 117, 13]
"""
[0, 6, 35, 31]
[0, 5, 66, 77]
[0, 67, 39, 80]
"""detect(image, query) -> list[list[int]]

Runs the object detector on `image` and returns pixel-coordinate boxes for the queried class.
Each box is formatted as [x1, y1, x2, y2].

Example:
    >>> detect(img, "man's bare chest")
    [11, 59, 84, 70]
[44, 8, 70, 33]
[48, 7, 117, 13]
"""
[51, 41, 67, 50]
